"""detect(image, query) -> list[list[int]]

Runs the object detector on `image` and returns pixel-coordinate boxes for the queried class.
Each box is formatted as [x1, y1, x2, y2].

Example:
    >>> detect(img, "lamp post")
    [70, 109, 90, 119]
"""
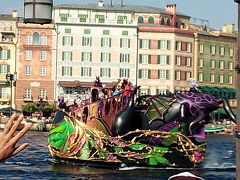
[234, 0, 240, 179]
[6, 73, 16, 115]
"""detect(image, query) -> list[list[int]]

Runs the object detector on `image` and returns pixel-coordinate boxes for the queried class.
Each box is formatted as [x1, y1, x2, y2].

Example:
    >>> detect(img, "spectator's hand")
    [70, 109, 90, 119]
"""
[0, 114, 32, 162]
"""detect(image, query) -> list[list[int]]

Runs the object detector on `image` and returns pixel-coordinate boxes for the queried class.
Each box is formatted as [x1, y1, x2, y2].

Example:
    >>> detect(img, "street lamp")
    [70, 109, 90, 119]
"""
[234, 0, 240, 179]
[6, 73, 16, 115]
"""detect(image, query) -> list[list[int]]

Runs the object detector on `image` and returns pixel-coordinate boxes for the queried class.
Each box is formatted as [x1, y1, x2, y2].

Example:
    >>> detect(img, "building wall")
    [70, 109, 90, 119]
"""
[15, 23, 55, 110]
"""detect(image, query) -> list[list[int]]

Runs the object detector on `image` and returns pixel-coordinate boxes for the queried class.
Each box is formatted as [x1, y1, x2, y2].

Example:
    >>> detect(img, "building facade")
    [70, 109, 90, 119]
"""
[0, 11, 18, 109]
[15, 23, 55, 110]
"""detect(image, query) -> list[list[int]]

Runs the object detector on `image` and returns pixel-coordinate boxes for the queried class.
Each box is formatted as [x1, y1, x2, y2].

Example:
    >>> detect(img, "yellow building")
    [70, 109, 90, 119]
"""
[0, 11, 18, 110]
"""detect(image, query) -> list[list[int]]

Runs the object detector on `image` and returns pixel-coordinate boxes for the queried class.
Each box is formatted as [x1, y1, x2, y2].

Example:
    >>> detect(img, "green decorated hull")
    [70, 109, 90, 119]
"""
[48, 112, 206, 168]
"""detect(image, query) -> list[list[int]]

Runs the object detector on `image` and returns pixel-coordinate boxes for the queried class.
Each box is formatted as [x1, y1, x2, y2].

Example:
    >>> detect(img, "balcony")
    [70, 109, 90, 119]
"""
[23, 44, 50, 49]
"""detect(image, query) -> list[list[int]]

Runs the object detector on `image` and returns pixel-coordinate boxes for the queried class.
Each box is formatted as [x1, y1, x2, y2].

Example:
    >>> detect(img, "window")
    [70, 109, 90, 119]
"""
[199, 58, 204, 67]
[120, 53, 130, 63]
[0, 49, 10, 59]
[186, 72, 191, 81]
[117, 16, 127, 24]
[39, 89, 46, 99]
[140, 39, 150, 49]
[158, 55, 169, 65]
[40, 66, 46, 76]
[120, 68, 130, 78]
[187, 43, 192, 52]
[220, 60, 224, 69]
[176, 56, 181, 66]
[40, 51, 47, 61]
[101, 37, 111, 47]
[82, 37, 92, 46]
[25, 50, 32, 60]
[62, 66, 72, 76]
[160, 18, 165, 25]
[25, 65, 31, 75]
[158, 40, 170, 50]
[141, 69, 149, 79]
[199, 44, 204, 53]
[100, 68, 110, 77]
[40, 35, 47, 45]
[81, 52, 92, 62]
[140, 88, 149, 96]
[229, 48, 234, 57]
[229, 75, 233, 84]
[0, 87, 7, 99]
[175, 71, 180, 80]
[84, 29, 90, 34]
[210, 73, 215, 83]
[0, 64, 9, 74]
[122, 31, 128, 36]
[65, 28, 71, 33]
[24, 88, 31, 99]
[101, 52, 111, 62]
[166, 18, 171, 25]
[59, 13, 69, 22]
[220, 46, 225, 56]
[81, 67, 91, 76]
[158, 70, 168, 79]
[198, 72, 203, 82]
[148, 16, 154, 24]
[103, 30, 109, 35]
[63, 36, 73, 46]
[229, 61, 233, 70]
[96, 15, 105, 23]
[220, 74, 224, 83]
[120, 38, 130, 48]
[210, 60, 215, 68]
[186, 57, 191, 66]
[210, 45, 216, 55]
[79, 14, 88, 22]
[62, 51, 72, 61]
[26, 35, 32, 45]
[176, 41, 181, 51]
[138, 16, 144, 23]
[141, 54, 149, 64]
[33, 32, 39, 45]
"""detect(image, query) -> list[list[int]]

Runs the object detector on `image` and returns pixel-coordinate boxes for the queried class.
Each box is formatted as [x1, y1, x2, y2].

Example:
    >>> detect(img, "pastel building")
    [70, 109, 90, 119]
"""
[15, 23, 55, 110]
[53, 2, 138, 97]
[136, 4, 194, 95]
[0, 11, 18, 109]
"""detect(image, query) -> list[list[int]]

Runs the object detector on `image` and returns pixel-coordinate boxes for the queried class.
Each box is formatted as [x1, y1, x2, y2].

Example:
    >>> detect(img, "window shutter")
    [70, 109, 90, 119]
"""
[81, 67, 83, 76]
[70, 67, 72, 76]
[148, 55, 151, 64]
[101, 38, 103, 47]
[81, 52, 83, 61]
[140, 40, 143, 48]
[0, 51, 2, 59]
[158, 40, 160, 49]
[7, 50, 10, 59]
[158, 70, 160, 79]
[7, 65, 10, 73]
[139, 54, 142, 63]
[82, 37, 84, 46]
[139, 69, 142, 79]
[108, 68, 111, 77]
[148, 70, 151, 79]
[109, 53, 111, 62]
[62, 37, 65, 46]
[71, 37, 73, 46]
[128, 54, 130, 63]
[90, 38, 92, 46]
[70, 52, 73, 61]
[158, 55, 160, 64]
[128, 39, 130, 48]
[166, 70, 169, 79]
[167, 55, 169, 64]
[120, 53, 122, 63]
[120, 39, 122, 48]
[110, 38, 112, 47]
[167, 40, 170, 50]
[100, 68, 102, 77]
[62, 67, 64, 76]
[119, 69, 121, 77]
[127, 69, 130, 78]
[90, 68, 92, 76]
[62, 52, 64, 61]
[101, 53, 103, 62]
[148, 40, 151, 49]
[90, 52, 92, 62]
[0, 65, 2, 73]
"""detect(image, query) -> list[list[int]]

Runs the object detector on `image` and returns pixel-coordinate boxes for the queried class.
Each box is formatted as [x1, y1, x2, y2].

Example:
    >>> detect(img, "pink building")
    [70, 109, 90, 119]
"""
[15, 23, 55, 110]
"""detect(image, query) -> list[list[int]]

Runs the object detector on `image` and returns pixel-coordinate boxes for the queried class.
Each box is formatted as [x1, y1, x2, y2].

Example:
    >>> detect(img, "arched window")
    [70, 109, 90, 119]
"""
[167, 18, 171, 25]
[138, 16, 144, 23]
[160, 18, 165, 25]
[33, 32, 39, 45]
[148, 16, 154, 24]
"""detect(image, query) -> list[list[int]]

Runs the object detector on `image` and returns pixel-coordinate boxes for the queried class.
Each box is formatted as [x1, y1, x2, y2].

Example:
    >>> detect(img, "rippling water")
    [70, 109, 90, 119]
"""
[0, 132, 236, 180]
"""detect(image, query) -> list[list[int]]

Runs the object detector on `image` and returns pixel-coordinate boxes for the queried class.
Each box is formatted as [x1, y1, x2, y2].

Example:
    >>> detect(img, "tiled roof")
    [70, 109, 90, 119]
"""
[54, 3, 189, 17]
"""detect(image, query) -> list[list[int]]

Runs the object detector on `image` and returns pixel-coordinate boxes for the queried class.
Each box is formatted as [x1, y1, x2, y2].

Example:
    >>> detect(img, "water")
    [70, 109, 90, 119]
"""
[0, 132, 236, 180]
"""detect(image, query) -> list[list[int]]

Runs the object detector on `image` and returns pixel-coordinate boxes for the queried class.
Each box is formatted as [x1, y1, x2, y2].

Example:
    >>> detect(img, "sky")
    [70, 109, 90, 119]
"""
[0, 0, 237, 30]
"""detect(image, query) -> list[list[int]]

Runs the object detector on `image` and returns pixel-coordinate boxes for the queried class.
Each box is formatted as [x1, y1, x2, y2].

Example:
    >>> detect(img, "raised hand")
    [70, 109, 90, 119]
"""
[0, 114, 32, 162]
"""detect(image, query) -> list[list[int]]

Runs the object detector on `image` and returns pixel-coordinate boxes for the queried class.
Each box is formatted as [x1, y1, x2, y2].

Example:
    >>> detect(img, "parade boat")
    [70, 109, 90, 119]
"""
[48, 85, 236, 168]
